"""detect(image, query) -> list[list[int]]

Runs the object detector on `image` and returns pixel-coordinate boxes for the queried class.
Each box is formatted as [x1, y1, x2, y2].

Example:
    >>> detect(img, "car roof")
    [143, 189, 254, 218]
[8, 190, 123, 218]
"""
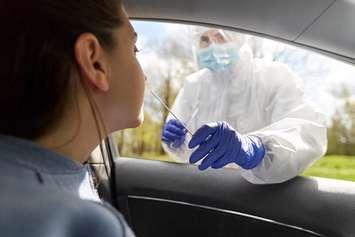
[123, 0, 355, 64]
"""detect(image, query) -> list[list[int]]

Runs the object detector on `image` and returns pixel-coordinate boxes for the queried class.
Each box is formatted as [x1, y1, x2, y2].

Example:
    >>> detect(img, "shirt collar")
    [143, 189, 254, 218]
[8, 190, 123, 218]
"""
[0, 135, 85, 174]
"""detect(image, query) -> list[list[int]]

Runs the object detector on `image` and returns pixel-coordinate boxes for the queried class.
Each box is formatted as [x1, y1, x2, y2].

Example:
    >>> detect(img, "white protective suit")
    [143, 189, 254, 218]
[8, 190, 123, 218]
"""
[162, 45, 327, 184]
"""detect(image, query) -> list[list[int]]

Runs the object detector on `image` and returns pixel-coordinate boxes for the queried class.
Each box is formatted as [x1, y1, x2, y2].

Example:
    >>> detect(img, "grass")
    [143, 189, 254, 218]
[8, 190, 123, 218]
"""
[302, 155, 355, 182]
[124, 154, 355, 182]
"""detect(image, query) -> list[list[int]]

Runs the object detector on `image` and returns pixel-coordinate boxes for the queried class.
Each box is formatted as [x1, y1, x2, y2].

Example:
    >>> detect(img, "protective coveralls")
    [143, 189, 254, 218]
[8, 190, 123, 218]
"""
[162, 32, 327, 184]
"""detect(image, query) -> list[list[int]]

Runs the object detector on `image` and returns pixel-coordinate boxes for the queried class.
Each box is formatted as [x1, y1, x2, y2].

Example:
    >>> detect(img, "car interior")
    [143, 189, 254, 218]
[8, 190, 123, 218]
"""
[95, 1, 355, 237]
[2, 1, 355, 237]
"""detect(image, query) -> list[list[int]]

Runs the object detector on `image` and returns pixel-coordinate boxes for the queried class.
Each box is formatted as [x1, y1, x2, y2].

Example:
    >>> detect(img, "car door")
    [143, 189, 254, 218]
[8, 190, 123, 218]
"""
[112, 157, 355, 237]
[90, 20, 355, 237]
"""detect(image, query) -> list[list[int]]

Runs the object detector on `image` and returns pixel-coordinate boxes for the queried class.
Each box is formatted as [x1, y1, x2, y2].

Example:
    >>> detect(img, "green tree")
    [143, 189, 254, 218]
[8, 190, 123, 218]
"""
[327, 86, 355, 156]
[327, 111, 347, 155]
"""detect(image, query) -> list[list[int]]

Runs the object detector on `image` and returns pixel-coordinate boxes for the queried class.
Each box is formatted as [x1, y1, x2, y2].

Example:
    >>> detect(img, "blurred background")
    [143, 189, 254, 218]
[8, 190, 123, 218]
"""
[114, 21, 355, 181]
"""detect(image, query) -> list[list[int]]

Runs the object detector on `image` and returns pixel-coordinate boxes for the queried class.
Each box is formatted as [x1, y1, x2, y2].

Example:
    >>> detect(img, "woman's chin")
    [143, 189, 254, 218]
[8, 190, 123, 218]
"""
[128, 112, 144, 128]
[107, 111, 144, 133]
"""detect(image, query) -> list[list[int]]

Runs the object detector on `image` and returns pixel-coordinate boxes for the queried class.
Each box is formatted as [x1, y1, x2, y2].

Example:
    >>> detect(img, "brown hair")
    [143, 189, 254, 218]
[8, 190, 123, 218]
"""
[0, 0, 122, 139]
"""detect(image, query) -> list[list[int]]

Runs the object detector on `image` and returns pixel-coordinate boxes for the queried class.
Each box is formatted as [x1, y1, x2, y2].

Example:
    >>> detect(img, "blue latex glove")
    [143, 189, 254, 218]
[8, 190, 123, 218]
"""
[161, 119, 187, 149]
[188, 121, 265, 171]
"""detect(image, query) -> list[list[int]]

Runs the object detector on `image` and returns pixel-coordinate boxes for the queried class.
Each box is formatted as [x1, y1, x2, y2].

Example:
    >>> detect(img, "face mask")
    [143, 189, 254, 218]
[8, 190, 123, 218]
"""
[197, 42, 240, 72]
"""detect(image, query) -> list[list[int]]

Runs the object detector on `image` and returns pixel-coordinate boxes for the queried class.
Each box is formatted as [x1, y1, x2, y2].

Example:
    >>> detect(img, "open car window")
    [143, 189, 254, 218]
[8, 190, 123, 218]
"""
[113, 21, 355, 182]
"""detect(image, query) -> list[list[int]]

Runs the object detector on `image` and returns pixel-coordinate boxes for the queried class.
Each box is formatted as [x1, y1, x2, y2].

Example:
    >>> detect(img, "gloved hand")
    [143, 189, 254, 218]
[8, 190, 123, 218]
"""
[188, 121, 265, 171]
[161, 119, 187, 149]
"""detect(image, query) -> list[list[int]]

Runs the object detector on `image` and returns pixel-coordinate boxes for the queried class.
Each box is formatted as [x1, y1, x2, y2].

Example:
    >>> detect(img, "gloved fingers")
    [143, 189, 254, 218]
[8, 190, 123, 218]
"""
[169, 119, 186, 130]
[162, 130, 183, 141]
[189, 127, 223, 163]
[161, 136, 171, 144]
[188, 122, 219, 149]
[171, 139, 185, 149]
[211, 159, 229, 169]
[211, 130, 237, 169]
[198, 127, 233, 170]
[189, 143, 216, 164]
[166, 123, 187, 136]
[211, 146, 235, 168]
[198, 148, 226, 170]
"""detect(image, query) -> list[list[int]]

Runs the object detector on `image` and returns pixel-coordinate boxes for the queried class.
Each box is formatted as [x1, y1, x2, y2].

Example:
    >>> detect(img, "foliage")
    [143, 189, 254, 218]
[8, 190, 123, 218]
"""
[327, 87, 355, 155]
[117, 31, 194, 157]
[303, 155, 355, 182]
[115, 112, 162, 156]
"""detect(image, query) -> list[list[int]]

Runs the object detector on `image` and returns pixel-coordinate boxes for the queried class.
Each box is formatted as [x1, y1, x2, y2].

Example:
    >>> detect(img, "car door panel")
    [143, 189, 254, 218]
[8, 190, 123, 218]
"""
[113, 158, 355, 237]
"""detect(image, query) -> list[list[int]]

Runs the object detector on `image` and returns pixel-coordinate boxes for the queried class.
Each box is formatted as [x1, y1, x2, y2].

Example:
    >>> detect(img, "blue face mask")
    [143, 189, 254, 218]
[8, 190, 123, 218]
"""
[197, 43, 240, 72]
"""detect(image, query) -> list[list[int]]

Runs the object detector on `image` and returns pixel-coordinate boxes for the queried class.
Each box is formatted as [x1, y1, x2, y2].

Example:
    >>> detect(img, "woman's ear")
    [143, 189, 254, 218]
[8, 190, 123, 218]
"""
[74, 33, 110, 92]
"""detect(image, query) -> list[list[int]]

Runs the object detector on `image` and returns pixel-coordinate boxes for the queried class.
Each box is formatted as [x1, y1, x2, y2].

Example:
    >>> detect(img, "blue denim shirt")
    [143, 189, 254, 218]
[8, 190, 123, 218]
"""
[0, 135, 100, 202]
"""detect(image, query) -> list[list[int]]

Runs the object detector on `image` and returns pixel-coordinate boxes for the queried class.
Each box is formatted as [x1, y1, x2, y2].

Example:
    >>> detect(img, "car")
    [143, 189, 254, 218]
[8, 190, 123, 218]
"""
[2, 0, 353, 236]
[89, 1, 355, 237]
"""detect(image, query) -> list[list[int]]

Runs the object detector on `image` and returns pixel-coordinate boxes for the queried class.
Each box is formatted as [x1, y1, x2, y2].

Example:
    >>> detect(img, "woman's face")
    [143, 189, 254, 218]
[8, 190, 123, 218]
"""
[103, 9, 145, 132]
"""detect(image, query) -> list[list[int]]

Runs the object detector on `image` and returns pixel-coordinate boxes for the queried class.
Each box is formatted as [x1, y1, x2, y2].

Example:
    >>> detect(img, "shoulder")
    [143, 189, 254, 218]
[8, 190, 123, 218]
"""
[0, 181, 133, 237]
[254, 60, 303, 89]
[64, 199, 133, 237]
[255, 60, 292, 76]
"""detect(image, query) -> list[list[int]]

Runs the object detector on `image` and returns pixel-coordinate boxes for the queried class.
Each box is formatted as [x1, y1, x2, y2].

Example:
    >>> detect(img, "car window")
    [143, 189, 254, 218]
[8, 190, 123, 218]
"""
[113, 21, 355, 182]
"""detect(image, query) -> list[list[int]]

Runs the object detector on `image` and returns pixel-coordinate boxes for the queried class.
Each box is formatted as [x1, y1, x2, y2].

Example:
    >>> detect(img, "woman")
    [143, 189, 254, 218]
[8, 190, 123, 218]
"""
[0, 0, 143, 236]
